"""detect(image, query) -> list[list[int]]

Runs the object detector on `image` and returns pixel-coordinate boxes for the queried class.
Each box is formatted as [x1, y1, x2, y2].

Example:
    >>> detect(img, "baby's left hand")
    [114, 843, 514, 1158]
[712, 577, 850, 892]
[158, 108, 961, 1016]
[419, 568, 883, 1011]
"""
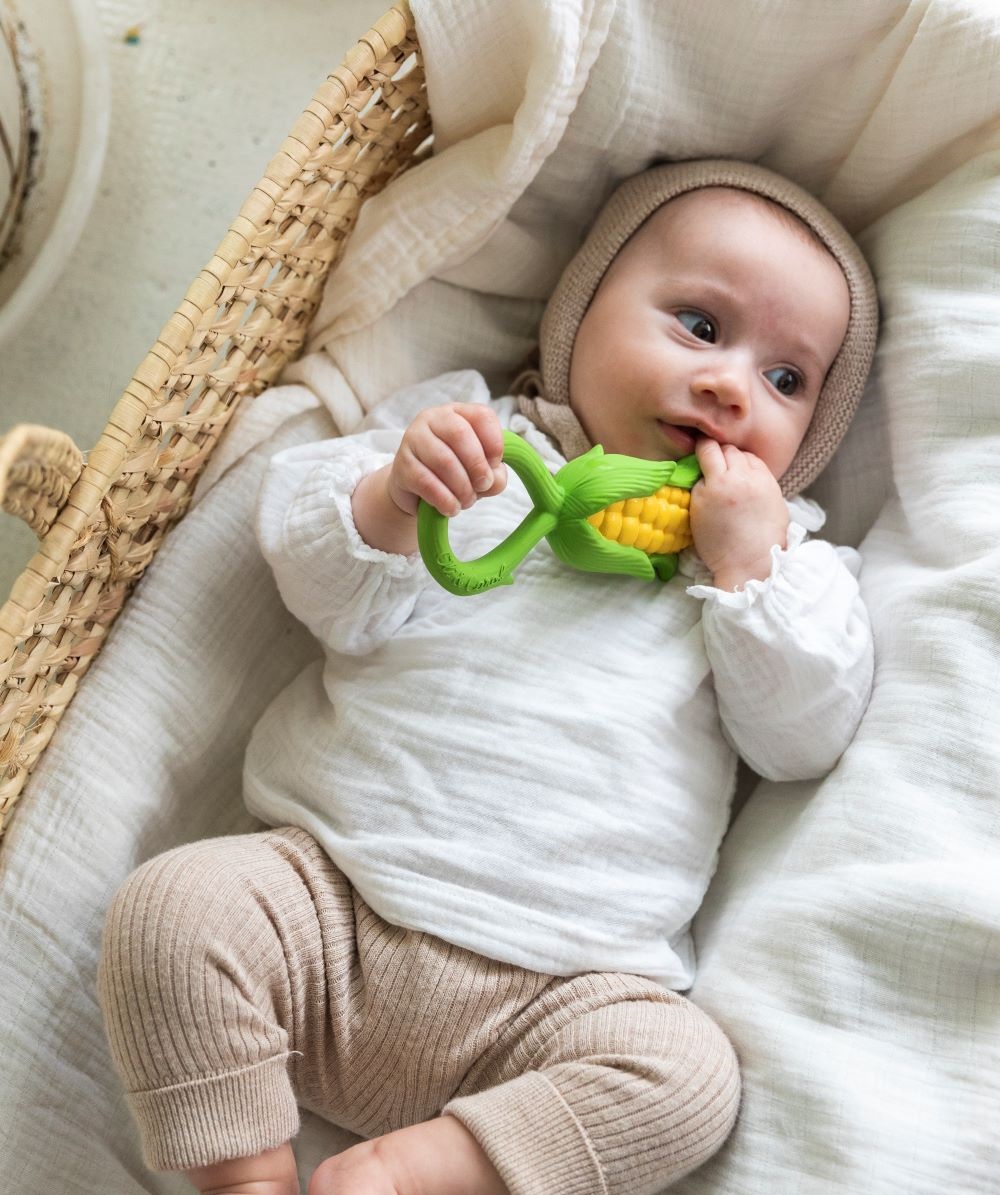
[690, 439, 790, 591]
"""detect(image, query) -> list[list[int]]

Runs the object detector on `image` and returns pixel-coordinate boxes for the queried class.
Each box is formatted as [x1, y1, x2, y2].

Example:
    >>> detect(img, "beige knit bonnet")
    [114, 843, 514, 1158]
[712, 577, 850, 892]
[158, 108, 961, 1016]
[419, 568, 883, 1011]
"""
[516, 159, 879, 497]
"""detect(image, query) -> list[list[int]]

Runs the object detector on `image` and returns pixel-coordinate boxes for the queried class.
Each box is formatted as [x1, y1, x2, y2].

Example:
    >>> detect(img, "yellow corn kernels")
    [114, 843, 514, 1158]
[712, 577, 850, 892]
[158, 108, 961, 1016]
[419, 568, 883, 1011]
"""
[586, 486, 693, 555]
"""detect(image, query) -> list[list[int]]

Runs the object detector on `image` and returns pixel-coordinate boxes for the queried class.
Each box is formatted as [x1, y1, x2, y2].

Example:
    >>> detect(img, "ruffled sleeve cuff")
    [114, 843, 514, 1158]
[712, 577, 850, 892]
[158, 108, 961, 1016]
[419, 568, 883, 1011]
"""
[681, 495, 873, 781]
[324, 450, 424, 578]
[258, 369, 507, 656]
[256, 435, 429, 656]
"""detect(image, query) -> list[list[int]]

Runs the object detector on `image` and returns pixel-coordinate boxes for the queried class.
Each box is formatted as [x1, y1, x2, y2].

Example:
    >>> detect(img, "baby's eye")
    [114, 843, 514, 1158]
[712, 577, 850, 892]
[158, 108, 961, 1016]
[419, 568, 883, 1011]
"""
[676, 310, 716, 342]
[764, 367, 803, 396]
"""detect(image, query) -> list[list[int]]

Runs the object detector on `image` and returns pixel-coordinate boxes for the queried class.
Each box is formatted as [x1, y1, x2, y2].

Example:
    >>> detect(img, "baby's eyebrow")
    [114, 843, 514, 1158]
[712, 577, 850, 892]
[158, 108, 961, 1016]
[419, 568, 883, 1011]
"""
[669, 277, 729, 307]
[783, 337, 828, 380]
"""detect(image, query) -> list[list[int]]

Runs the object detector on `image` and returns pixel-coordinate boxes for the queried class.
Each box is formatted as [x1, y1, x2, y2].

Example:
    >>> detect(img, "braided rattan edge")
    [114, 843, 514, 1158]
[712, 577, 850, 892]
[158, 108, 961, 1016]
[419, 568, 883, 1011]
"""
[0, 425, 85, 539]
[0, 0, 430, 842]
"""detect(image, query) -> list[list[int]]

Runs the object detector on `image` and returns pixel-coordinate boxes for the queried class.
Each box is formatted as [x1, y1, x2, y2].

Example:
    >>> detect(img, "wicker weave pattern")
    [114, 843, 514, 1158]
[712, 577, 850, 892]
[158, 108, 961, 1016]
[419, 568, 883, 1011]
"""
[0, 426, 85, 539]
[0, 1, 429, 842]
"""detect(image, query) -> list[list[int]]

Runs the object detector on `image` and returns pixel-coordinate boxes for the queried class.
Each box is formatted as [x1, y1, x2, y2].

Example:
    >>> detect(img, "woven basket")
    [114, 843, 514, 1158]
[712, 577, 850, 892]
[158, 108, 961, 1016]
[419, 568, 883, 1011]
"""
[0, 1, 430, 845]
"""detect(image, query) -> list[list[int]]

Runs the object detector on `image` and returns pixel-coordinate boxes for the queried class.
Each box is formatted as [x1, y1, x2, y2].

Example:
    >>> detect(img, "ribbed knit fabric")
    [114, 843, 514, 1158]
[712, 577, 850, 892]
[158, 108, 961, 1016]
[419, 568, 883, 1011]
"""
[97, 827, 741, 1191]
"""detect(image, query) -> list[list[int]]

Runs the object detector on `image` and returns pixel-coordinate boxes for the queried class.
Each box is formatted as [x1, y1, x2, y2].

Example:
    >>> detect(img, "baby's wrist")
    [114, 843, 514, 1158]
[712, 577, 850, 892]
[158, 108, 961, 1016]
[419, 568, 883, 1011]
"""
[352, 465, 419, 555]
[707, 534, 786, 591]
[710, 557, 773, 592]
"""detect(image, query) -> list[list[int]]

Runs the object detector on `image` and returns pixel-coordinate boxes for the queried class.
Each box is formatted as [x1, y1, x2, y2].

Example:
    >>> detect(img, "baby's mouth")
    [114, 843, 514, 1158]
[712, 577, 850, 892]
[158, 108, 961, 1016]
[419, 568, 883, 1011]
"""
[656, 421, 701, 454]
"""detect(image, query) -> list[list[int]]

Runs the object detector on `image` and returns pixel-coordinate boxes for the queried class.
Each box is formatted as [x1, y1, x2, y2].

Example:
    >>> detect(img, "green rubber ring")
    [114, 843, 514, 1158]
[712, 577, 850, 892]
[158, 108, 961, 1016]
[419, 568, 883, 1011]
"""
[417, 431, 701, 597]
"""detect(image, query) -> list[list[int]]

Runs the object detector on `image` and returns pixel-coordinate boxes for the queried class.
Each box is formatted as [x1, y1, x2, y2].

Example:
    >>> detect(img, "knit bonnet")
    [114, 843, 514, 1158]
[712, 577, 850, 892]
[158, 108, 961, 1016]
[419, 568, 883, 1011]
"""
[516, 159, 879, 497]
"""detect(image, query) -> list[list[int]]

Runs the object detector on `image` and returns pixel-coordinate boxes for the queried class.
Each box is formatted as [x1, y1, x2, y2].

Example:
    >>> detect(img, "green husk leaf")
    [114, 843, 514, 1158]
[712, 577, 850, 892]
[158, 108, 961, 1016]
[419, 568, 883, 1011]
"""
[556, 448, 700, 520]
[548, 519, 656, 580]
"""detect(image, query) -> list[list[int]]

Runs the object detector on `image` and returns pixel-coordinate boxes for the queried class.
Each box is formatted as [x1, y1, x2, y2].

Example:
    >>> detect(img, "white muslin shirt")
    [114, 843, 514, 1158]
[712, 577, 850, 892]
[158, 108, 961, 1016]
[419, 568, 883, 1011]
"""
[243, 371, 874, 989]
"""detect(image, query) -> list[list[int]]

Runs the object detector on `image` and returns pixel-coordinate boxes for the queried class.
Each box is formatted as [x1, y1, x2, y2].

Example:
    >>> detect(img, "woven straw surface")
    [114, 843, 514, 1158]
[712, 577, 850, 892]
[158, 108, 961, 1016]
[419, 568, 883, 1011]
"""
[0, 0, 429, 843]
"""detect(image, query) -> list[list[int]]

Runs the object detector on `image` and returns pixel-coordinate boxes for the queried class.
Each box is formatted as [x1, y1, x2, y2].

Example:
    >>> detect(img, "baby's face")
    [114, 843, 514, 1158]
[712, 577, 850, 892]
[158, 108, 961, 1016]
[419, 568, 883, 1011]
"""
[567, 187, 851, 479]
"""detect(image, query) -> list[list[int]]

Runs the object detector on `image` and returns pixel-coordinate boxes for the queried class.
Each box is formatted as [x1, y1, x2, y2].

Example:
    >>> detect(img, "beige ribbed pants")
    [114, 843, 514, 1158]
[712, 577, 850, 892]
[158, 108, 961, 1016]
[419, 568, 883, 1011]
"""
[97, 828, 740, 1193]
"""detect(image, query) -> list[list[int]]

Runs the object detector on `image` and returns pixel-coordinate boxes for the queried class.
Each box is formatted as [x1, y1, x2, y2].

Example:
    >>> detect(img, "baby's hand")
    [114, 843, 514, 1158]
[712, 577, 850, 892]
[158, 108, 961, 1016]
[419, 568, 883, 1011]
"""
[388, 403, 507, 518]
[351, 404, 507, 556]
[690, 439, 790, 591]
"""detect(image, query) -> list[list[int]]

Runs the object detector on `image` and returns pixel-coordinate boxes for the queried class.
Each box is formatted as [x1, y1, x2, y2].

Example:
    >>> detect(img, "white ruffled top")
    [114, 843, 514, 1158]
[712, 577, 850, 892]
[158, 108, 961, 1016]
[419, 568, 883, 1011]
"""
[244, 371, 874, 988]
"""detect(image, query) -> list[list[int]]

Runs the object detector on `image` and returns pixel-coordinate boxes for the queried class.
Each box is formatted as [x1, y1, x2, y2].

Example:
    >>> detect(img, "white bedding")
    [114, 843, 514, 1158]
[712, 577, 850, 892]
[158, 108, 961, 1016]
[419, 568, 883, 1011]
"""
[1, 1, 998, 1191]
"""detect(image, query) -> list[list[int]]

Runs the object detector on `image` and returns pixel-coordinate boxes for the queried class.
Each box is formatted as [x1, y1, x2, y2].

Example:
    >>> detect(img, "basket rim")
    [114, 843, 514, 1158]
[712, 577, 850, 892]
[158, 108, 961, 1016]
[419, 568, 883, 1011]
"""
[0, 0, 415, 654]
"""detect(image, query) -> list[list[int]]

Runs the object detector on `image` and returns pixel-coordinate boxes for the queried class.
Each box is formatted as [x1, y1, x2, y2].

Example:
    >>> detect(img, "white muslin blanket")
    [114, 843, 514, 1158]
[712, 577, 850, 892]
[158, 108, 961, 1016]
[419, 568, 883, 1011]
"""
[1, 2, 998, 1192]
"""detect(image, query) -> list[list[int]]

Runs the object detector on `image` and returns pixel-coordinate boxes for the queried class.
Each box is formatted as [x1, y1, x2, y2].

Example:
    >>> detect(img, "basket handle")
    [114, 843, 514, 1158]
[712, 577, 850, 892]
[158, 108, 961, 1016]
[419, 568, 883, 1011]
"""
[0, 424, 85, 539]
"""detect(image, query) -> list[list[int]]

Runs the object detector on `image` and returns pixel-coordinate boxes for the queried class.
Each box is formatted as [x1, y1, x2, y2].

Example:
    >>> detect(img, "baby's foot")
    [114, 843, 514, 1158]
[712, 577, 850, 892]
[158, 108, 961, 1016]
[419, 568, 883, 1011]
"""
[308, 1116, 508, 1195]
[184, 1141, 299, 1195]
[308, 1138, 403, 1195]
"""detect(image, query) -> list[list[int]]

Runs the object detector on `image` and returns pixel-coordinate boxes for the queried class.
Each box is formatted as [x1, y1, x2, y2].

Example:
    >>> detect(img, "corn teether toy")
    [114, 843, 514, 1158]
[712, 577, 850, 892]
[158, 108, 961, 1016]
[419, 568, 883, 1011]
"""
[417, 430, 702, 595]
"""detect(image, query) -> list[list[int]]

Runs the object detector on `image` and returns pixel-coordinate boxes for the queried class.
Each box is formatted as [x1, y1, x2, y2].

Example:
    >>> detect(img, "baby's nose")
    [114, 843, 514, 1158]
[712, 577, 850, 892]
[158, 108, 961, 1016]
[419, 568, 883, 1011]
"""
[691, 360, 751, 412]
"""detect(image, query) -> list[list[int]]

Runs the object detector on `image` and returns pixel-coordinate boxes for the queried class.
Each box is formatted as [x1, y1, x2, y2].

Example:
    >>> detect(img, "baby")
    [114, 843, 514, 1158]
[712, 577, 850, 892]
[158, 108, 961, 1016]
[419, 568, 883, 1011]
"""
[98, 159, 878, 1195]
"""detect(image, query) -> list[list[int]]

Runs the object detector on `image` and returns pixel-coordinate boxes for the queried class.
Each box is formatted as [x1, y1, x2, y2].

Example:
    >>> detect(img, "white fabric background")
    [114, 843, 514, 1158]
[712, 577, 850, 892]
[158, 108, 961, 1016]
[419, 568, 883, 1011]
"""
[1, 1, 998, 1192]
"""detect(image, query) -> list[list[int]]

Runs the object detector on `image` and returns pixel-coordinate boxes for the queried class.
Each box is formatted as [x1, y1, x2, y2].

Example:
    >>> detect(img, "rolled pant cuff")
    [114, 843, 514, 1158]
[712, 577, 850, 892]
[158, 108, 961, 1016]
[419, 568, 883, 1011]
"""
[444, 1070, 607, 1195]
[127, 1053, 301, 1172]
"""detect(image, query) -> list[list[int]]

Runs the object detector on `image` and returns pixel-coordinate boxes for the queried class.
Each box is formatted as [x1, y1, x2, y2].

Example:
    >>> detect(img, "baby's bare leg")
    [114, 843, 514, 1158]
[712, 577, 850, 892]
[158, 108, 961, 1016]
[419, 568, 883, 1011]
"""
[184, 1142, 298, 1195]
[309, 1116, 507, 1195]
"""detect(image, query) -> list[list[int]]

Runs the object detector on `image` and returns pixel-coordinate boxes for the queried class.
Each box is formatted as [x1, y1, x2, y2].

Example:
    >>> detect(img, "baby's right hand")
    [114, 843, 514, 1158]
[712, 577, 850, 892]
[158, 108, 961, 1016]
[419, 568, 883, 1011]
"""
[388, 403, 507, 518]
